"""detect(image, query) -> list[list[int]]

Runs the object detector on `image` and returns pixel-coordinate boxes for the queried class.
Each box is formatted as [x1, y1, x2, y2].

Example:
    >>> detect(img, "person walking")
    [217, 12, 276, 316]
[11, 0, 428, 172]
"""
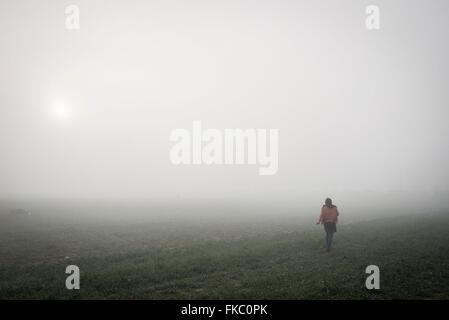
[316, 198, 339, 252]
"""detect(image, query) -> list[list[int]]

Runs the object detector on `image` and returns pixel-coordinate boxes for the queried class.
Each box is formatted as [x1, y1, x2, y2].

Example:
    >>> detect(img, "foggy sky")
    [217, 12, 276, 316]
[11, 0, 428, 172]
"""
[1, 0, 448, 208]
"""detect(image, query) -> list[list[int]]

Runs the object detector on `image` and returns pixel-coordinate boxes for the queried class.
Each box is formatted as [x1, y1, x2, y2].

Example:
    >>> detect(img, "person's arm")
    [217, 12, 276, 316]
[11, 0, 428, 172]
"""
[316, 207, 324, 224]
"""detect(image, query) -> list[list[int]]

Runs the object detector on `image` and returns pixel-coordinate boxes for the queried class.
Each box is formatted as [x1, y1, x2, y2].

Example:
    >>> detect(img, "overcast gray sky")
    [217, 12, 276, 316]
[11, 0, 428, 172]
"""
[0, 0, 448, 208]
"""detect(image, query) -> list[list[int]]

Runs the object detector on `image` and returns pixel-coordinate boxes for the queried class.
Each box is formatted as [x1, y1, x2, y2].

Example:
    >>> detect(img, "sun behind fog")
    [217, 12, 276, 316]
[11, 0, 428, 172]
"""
[50, 100, 73, 122]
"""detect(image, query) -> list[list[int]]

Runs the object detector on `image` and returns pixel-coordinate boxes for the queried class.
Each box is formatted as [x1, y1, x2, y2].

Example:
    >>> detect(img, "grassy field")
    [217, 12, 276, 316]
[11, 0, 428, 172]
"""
[0, 206, 448, 299]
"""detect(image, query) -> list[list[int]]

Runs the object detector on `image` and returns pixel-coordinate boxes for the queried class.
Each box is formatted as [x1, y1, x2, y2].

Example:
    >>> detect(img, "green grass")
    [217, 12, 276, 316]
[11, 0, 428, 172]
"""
[0, 211, 448, 299]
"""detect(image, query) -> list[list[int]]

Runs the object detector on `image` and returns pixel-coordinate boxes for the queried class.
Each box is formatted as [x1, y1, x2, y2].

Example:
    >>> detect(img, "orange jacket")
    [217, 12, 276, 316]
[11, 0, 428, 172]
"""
[317, 205, 339, 224]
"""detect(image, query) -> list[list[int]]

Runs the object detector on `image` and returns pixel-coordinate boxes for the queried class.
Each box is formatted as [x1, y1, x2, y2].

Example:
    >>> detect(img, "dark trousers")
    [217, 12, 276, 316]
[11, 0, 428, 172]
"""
[323, 222, 336, 250]
[325, 232, 334, 250]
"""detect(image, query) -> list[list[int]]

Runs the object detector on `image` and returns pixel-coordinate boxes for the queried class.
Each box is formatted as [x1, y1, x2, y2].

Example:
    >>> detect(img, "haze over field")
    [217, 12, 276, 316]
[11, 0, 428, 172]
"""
[1, 0, 449, 217]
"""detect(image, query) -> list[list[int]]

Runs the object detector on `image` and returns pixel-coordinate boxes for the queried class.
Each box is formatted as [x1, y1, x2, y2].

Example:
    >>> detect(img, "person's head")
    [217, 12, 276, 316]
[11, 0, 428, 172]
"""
[325, 198, 332, 206]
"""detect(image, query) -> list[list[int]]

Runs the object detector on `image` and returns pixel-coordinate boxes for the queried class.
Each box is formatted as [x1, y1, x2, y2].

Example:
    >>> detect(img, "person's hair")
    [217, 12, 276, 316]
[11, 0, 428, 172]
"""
[325, 198, 332, 206]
